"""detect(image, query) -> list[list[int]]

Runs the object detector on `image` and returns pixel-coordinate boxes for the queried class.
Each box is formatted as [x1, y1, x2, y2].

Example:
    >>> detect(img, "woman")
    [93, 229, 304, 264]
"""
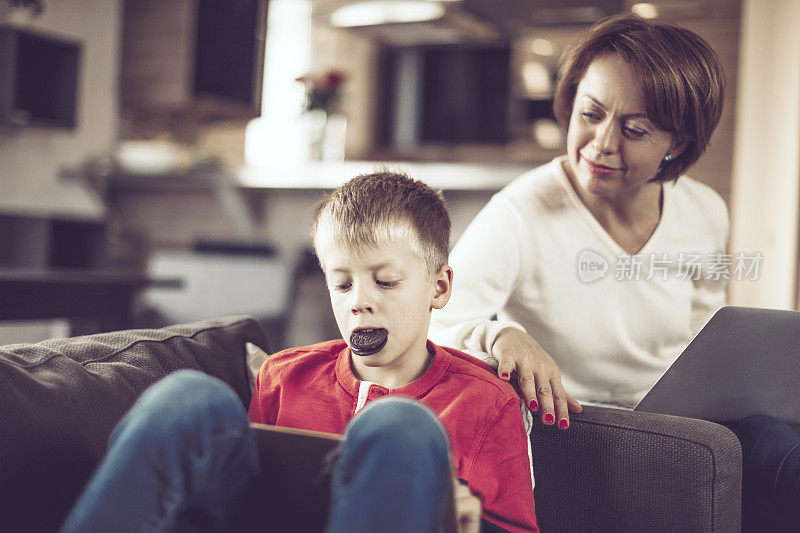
[430, 13, 799, 532]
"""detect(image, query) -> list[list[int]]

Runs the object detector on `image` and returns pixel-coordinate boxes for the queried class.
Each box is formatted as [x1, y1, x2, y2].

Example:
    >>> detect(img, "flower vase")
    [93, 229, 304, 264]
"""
[306, 109, 328, 162]
[306, 110, 347, 162]
[322, 112, 347, 162]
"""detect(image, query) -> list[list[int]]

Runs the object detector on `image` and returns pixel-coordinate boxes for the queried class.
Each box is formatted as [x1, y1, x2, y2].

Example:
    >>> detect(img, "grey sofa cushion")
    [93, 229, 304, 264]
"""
[532, 405, 742, 533]
[0, 316, 271, 533]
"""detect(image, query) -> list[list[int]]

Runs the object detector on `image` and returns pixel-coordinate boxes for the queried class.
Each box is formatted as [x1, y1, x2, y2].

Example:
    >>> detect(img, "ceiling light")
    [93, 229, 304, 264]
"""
[531, 38, 555, 56]
[522, 61, 551, 96]
[631, 3, 659, 19]
[330, 1, 447, 27]
[532, 119, 564, 150]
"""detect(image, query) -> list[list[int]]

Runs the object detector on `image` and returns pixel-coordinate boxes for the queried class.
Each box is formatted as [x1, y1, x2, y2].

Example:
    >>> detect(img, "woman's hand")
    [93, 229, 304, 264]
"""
[492, 327, 583, 429]
[453, 479, 481, 533]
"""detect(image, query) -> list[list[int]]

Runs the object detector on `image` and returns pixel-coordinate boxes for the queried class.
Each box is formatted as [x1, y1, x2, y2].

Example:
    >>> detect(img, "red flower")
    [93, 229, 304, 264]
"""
[324, 71, 345, 88]
[296, 70, 347, 114]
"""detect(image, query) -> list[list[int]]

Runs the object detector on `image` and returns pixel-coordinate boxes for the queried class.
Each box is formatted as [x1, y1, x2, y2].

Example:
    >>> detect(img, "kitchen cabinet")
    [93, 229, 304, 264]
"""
[120, 0, 267, 120]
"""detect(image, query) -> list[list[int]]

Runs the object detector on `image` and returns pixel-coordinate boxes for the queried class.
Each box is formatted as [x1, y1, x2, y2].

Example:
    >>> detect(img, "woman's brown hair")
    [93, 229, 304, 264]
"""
[553, 13, 725, 181]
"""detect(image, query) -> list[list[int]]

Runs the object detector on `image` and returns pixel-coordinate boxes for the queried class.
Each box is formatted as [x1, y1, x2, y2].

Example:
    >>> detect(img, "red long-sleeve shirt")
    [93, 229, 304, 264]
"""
[248, 339, 538, 533]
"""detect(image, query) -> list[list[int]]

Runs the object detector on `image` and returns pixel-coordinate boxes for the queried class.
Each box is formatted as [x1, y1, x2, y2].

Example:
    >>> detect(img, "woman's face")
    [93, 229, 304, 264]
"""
[565, 54, 686, 200]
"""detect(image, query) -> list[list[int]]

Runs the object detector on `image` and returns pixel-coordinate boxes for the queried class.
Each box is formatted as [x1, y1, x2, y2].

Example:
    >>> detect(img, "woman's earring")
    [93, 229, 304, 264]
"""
[664, 153, 674, 162]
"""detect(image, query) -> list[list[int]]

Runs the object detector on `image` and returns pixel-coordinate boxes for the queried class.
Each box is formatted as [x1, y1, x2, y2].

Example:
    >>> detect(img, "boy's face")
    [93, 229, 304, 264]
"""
[317, 236, 452, 386]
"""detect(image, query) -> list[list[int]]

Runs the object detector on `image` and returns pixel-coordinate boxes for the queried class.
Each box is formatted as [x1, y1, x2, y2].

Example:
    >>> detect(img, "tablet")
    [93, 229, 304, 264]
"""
[635, 306, 800, 423]
[250, 423, 342, 532]
[250, 422, 457, 532]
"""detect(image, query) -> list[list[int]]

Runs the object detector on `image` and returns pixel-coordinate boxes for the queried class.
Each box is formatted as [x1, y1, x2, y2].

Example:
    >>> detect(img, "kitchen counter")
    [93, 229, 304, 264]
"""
[236, 159, 535, 191]
[96, 159, 541, 252]
[103, 158, 539, 192]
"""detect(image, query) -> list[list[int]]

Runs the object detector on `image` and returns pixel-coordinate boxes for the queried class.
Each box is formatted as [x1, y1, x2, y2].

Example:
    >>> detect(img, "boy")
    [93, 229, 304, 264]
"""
[61, 172, 537, 533]
[249, 172, 537, 532]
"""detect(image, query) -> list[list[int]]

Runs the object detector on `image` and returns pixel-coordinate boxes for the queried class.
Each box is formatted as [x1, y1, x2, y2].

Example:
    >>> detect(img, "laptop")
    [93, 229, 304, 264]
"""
[250, 423, 457, 532]
[634, 306, 800, 423]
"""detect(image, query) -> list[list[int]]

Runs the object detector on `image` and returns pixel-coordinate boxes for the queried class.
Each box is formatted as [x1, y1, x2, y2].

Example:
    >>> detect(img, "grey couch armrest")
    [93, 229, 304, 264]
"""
[531, 405, 742, 533]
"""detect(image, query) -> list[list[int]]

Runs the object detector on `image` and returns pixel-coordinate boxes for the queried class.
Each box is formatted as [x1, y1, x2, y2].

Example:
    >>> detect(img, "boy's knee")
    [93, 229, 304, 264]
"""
[732, 414, 782, 442]
[731, 414, 798, 459]
[129, 370, 247, 436]
[737, 414, 777, 430]
[350, 398, 448, 455]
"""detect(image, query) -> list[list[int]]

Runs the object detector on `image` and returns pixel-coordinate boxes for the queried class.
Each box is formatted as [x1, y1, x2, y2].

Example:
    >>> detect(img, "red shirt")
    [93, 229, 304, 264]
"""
[248, 339, 538, 533]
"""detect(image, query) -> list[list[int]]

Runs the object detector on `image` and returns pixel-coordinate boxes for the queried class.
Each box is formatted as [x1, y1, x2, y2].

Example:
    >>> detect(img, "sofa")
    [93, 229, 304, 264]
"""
[0, 316, 742, 532]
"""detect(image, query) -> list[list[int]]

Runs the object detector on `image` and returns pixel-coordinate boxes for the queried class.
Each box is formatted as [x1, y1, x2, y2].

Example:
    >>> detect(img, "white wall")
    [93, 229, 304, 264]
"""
[0, 0, 120, 218]
[728, 0, 800, 309]
[0, 0, 121, 344]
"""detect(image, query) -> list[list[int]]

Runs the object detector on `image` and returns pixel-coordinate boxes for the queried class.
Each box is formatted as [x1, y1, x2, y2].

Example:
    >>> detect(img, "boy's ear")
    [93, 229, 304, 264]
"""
[430, 265, 453, 310]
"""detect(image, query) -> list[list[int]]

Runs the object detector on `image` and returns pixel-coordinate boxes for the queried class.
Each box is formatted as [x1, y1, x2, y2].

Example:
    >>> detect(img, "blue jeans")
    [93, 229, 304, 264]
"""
[60, 370, 451, 533]
[728, 415, 800, 533]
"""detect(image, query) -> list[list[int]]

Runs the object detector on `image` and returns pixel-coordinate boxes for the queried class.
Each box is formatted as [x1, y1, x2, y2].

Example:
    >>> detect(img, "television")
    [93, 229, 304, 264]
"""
[378, 43, 511, 147]
[193, 0, 267, 112]
[0, 26, 81, 128]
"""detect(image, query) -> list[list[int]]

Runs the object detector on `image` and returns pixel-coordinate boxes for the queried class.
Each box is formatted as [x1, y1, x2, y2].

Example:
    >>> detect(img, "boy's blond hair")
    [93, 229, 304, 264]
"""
[311, 171, 450, 275]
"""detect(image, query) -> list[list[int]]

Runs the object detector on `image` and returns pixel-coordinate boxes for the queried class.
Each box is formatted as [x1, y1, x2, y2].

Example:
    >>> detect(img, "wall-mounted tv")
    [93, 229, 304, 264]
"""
[0, 26, 81, 129]
[377, 43, 511, 147]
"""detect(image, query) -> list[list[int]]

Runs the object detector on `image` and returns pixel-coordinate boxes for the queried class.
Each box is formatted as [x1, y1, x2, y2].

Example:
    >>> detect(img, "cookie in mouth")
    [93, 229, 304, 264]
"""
[350, 328, 388, 356]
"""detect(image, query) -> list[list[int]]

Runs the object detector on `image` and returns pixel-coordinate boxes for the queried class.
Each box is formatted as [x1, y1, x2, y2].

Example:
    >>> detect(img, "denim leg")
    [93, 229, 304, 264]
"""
[326, 397, 452, 533]
[729, 414, 800, 533]
[60, 370, 259, 533]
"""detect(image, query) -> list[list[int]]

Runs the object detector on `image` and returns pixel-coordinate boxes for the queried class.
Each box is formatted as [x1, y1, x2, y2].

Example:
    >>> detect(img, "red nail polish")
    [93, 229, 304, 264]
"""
[559, 419, 569, 430]
[530, 400, 539, 411]
[501, 372, 509, 379]
[544, 414, 554, 425]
